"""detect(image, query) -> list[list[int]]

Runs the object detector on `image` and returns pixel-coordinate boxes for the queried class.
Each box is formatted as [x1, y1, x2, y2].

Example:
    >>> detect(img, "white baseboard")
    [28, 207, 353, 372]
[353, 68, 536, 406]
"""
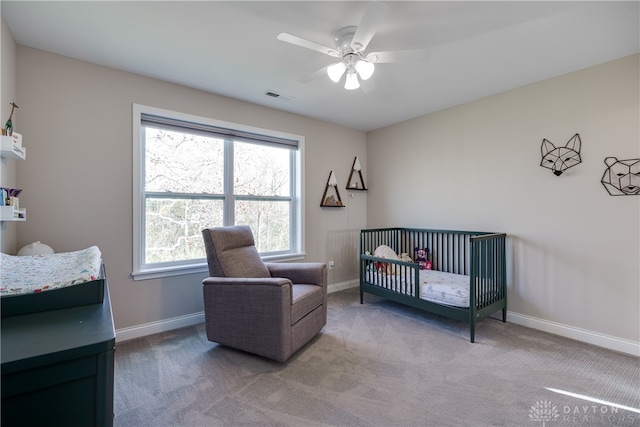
[116, 283, 639, 357]
[328, 279, 358, 294]
[507, 312, 640, 357]
[116, 280, 358, 342]
[116, 311, 204, 343]
[116, 281, 358, 343]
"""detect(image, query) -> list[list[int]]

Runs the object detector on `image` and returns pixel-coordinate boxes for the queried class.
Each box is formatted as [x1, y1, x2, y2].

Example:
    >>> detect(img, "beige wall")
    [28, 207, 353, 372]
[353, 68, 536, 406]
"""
[1, 15, 18, 254]
[14, 47, 366, 330]
[367, 54, 640, 344]
[7, 37, 639, 351]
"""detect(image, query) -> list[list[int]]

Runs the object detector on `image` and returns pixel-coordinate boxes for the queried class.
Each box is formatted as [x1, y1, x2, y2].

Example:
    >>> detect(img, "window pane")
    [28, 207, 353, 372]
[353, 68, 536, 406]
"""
[234, 142, 290, 196]
[145, 127, 224, 194]
[145, 198, 223, 263]
[135, 105, 303, 277]
[235, 199, 290, 253]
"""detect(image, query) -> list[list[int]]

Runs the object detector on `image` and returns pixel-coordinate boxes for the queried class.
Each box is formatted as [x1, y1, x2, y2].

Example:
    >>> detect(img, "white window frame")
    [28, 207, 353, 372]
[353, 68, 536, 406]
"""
[132, 104, 305, 280]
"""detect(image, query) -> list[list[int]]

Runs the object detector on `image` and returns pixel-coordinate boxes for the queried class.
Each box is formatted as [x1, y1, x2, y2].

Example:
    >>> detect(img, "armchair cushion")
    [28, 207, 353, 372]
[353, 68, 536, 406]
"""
[219, 245, 270, 278]
[291, 284, 323, 324]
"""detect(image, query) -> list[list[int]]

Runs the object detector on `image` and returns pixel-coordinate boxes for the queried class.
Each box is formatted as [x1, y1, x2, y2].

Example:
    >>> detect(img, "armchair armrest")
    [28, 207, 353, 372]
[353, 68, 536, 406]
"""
[202, 277, 293, 320]
[265, 262, 327, 287]
[202, 277, 293, 315]
[201, 275, 295, 358]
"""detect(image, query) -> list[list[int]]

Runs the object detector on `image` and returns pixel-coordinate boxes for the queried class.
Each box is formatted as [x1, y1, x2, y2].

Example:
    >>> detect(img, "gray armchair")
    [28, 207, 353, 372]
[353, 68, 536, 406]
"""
[201, 225, 327, 362]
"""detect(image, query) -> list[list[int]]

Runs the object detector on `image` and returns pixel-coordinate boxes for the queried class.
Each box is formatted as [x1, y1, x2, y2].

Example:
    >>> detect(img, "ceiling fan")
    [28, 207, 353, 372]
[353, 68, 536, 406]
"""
[277, 2, 430, 90]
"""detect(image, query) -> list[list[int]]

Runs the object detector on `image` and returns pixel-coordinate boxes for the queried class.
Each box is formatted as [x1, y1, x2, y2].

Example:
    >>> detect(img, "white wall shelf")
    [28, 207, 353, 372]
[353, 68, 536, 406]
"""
[1, 134, 27, 221]
[1, 135, 26, 160]
[0, 206, 26, 221]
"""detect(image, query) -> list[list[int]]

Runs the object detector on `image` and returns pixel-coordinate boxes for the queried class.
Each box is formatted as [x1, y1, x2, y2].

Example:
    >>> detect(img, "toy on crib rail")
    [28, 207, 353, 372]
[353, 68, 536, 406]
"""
[415, 247, 432, 270]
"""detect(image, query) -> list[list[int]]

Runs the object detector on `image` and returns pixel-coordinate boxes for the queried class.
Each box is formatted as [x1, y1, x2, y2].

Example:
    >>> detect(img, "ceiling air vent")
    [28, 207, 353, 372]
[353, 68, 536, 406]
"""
[264, 90, 294, 101]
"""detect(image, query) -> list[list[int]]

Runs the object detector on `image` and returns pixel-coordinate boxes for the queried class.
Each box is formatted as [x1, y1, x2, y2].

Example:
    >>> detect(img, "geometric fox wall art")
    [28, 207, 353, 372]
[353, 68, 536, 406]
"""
[601, 157, 640, 196]
[540, 133, 582, 176]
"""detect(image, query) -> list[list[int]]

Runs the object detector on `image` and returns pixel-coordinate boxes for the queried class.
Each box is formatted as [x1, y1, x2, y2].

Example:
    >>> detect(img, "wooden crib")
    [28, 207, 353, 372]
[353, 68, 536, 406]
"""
[360, 227, 507, 342]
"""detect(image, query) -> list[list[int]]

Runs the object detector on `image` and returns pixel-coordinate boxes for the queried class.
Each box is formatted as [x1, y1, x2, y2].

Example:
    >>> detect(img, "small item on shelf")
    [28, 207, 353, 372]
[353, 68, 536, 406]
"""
[1, 187, 22, 201]
[8, 197, 19, 210]
[0, 187, 26, 221]
[321, 171, 344, 207]
[0, 187, 22, 209]
[4, 102, 19, 136]
[11, 132, 22, 148]
[323, 195, 343, 206]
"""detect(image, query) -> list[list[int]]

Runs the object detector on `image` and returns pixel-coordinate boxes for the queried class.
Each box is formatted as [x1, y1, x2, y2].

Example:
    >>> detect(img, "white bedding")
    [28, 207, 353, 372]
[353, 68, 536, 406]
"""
[0, 246, 102, 297]
[365, 268, 472, 308]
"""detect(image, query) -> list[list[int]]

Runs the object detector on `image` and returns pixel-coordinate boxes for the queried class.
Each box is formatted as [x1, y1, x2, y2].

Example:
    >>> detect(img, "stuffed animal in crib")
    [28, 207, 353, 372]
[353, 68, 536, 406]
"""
[374, 244, 399, 274]
[415, 247, 432, 270]
[399, 253, 412, 263]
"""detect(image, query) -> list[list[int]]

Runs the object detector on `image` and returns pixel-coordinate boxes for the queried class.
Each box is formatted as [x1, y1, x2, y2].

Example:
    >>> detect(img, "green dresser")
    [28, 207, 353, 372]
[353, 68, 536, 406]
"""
[1, 282, 115, 426]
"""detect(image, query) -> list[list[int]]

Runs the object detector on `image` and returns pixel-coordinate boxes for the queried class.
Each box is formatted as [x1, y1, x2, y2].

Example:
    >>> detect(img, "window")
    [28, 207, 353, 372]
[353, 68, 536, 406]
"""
[132, 105, 304, 280]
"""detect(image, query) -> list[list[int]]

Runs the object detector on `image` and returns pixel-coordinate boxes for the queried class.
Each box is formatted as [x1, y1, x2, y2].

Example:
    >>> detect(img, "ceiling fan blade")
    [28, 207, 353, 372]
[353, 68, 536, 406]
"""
[298, 66, 329, 83]
[277, 33, 340, 57]
[350, 2, 389, 53]
[368, 49, 431, 63]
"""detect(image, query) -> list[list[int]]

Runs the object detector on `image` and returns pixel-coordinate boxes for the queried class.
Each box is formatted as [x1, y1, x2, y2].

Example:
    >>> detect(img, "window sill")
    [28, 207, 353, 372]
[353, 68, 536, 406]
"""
[262, 252, 307, 263]
[132, 263, 209, 281]
[131, 252, 307, 281]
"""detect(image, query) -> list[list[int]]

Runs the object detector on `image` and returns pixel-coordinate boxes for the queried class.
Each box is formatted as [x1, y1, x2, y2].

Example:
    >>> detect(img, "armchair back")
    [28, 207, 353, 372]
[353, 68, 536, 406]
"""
[202, 226, 271, 278]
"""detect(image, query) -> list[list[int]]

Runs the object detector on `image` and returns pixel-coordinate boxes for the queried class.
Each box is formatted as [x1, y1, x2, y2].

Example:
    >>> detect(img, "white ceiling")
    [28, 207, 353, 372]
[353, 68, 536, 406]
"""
[2, 1, 638, 131]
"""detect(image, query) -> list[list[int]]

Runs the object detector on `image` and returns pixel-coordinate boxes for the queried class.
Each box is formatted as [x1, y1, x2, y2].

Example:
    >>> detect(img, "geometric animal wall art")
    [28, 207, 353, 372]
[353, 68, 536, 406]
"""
[540, 133, 582, 176]
[601, 157, 640, 196]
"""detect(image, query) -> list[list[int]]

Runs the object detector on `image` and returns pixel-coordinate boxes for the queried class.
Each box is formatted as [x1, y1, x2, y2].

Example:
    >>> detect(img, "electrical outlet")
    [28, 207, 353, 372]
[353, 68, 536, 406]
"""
[329, 260, 335, 270]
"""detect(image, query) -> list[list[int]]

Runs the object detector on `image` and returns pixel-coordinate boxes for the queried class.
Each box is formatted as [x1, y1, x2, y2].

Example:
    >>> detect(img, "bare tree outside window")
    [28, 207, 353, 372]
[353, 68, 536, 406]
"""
[142, 125, 297, 266]
[234, 142, 291, 253]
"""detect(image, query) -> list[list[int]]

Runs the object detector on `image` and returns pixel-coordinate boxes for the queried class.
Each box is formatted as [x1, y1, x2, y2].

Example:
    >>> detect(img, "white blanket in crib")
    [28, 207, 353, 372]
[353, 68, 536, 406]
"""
[365, 268, 471, 308]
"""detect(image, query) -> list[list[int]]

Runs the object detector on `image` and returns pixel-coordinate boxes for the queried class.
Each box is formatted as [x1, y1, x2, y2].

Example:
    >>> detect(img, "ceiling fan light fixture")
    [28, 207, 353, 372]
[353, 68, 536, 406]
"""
[327, 62, 346, 83]
[344, 70, 360, 90]
[355, 59, 375, 80]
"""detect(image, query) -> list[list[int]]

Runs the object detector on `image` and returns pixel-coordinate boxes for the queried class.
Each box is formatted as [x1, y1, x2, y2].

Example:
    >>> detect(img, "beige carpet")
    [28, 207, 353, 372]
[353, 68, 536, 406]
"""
[114, 288, 640, 426]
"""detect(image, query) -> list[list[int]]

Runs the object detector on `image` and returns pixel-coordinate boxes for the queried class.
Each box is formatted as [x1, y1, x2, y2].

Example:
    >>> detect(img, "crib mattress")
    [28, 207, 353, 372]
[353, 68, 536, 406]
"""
[1, 247, 104, 317]
[365, 269, 472, 308]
